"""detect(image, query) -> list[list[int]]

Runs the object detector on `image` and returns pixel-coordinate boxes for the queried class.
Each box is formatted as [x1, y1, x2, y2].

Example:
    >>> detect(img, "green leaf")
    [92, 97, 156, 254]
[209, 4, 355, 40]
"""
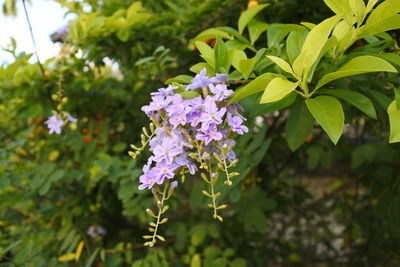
[85, 248, 100, 267]
[238, 4, 270, 34]
[190, 62, 214, 75]
[305, 96, 344, 144]
[231, 50, 247, 71]
[359, 14, 400, 37]
[165, 75, 193, 85]
[292, 15, 340, 79]
[388, 100, 400, 143]
[394, 88, 400, 109]
[266, 56, 293, 75]
[349, 0, 366, 25]
[260, 77, 298, 104]
[180, 91, 200, 99]
[190, 254, 201, 267]
[365, 0, 400, 27]
[285, 100, 314, 151]
[316, 56, 397, 89]
[322, 89, 377, 119]
[286, 31, 308, 64]
[238, 57, 257, 80]
[368, 90, 391, 110]
[228, 73, 279, 104]
[195, 41, 214, 66]
[189, 28, 231, 46]
[251, 93, 297, 117]
[214, 35, 228, 73]
[248, 19, 269, 44]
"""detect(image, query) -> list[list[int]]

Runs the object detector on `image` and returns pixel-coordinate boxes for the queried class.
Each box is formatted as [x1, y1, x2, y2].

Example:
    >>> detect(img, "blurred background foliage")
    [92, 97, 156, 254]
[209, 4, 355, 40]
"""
[0, 0, 400, 266]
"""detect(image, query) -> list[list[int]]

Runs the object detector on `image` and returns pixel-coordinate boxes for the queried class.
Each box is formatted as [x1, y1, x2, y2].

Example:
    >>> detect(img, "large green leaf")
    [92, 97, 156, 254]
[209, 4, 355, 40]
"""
[228, 73, 279, 104]
[305, 96, 344, 144]
[316, 56, 397, 89]
[292, 15, 340, 79]
[359, 14, 400, 38]
[286, 31, 308, 64]
[322, 89, 377, 119]
[238, 4, 270, 34]
[214, 35, 228, 72]
[388, 100, 400, 143]
[285, 100, 314, 151]
[260, 78, 298, 104]
[248, 19, 269, 44]
[365, 0, 400, 26]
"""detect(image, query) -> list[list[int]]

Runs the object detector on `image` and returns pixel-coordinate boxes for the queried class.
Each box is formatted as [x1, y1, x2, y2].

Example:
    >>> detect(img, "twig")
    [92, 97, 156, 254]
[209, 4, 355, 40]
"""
[22, 0, 45, 76]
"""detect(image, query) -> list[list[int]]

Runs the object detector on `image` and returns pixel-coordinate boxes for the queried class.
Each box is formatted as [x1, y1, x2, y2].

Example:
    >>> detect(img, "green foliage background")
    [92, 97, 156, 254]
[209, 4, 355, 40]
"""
[0, 0, 400, 266]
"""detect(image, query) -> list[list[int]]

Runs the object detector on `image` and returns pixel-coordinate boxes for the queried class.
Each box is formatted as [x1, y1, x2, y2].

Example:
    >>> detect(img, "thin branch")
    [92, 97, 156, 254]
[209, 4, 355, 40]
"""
[22, 0, 45, 76]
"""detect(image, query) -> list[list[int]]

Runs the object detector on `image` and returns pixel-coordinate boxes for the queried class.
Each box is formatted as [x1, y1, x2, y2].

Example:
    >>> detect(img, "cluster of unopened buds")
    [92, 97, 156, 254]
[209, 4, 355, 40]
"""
[129, 69, 248, 247]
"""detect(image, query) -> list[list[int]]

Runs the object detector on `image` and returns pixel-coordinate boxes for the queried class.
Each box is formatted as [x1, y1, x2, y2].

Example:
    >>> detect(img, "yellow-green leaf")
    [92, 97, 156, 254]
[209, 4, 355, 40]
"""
[238, 4, 270, 33]
[58, 253, 76, 262]
[305, 96, 344, 144]
[388, 100, 400, 143]
[292, 15, 340, 80]
[267, 56, 293, 75]
[195, 41, 214, 66]
[316, 56, 397, 89]
[260, 77, 298, 104]
[228, 73, 279, 104]
[75, 241, 85, 261]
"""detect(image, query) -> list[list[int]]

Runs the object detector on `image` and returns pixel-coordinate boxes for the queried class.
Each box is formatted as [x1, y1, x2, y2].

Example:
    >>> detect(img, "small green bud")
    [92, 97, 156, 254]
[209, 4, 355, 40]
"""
[156, 235, 166, 242]
[56, 104, 63, 111]
[51, 94, 58, 101]
[61, 97, 68, 104]
[159, 218, 168, 224]
[146, 208, 156, 217]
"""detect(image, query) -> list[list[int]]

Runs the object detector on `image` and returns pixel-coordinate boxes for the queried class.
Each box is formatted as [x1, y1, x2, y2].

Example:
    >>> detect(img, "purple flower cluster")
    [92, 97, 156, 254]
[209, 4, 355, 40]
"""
[138, 69, 248, 190]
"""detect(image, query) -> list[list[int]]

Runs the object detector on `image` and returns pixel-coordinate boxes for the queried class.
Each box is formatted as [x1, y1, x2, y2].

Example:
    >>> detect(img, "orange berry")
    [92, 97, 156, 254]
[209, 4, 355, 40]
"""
[248, 0, 259, 8]
[306, 136, 312, 143]
[209, 39, 217, 47]
[82, 128, 88, 134]
[93, 128, 100, 135]
[84, 135, 92, 143]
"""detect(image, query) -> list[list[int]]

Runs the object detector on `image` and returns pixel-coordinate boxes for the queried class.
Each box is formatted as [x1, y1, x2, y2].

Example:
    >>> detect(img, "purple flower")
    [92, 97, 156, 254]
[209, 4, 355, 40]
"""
[151, 85, 177, 97]
[141, 95, 171, 115]
[45, 115, 64, 134]
[154, 163, 178, 180]
[187, 110, 202, 127]
[153, 141, 182, 164]
[200, 97, 226, 130]
[209, 84, 233, 101]
[175, 153, 197, 174]
[87, 225, 106, 238]
[210, 73, 230, 84]
[138, 168, 164, 190]
[196, 124, 223, 145]
[171, 181, 178, 188]
[165, 94, 186, 116]
[227, 113, 248, 135]
[66, 113, 78, 123]
[169, 112, 189, 128]
[185, 68, 213, 91]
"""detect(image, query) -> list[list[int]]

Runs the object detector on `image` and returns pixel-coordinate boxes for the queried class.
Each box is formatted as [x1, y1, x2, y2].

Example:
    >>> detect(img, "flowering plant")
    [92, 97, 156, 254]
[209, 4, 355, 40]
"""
[129, 69, 248, 246]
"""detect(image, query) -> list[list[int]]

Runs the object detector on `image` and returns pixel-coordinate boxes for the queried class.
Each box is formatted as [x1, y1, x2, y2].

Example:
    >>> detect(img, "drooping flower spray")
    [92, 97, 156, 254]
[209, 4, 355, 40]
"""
[129, 69, 248, 246]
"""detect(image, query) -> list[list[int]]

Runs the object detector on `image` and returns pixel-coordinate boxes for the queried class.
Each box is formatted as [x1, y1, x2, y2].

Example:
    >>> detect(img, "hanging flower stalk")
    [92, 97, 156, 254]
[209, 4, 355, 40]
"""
[129, 69, 248, 246]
